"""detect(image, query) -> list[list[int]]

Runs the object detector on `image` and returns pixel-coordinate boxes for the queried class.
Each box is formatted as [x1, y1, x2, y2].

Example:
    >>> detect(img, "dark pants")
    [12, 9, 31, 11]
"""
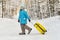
[20, 24, 31, 33]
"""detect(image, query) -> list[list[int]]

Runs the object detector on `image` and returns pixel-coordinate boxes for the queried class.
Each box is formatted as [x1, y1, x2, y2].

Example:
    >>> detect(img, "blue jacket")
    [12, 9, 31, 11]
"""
[18, 9, 30, 24]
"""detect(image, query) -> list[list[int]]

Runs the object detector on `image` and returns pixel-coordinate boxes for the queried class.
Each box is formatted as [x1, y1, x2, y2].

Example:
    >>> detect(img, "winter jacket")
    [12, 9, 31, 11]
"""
[18, 9, 30, 24]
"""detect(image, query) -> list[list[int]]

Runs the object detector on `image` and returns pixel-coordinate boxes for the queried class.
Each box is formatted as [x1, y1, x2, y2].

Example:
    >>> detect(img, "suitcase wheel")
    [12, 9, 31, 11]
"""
[45, 30, 47, 32]
[42, 32, 45, 35]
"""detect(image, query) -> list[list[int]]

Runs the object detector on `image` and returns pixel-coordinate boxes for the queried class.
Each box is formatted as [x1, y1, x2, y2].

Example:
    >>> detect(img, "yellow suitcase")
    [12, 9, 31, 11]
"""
[34, 22, 47, 34]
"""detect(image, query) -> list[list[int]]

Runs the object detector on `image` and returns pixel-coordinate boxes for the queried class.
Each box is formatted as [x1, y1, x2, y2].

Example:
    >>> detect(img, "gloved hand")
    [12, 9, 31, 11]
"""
[29, 19, 31, 22]
[18, 20, 20, 22]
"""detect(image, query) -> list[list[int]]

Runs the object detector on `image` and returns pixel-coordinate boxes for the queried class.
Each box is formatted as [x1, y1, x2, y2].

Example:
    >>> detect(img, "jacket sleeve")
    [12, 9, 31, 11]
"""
[24, 11, 30, 20]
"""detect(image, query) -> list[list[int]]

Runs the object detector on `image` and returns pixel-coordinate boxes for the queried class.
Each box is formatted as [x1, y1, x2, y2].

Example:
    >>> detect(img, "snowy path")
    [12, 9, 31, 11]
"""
[0, 16, 60, 40]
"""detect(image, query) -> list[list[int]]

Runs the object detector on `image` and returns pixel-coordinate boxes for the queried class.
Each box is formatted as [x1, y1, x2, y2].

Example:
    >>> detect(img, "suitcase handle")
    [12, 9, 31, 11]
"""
[30, 21, 34, 25]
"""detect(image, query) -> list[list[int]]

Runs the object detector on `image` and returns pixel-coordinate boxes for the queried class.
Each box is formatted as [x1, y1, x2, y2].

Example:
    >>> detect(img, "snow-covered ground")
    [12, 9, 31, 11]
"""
[0, 16, 60, 40]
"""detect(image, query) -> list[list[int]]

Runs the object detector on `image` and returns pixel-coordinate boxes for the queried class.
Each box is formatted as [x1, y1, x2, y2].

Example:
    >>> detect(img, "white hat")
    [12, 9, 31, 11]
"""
[20, 2, 26, 9]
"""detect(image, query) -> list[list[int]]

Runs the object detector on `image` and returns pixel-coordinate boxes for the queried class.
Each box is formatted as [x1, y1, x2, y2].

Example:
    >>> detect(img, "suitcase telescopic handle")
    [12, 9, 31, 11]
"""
[30, 21, 34, 25]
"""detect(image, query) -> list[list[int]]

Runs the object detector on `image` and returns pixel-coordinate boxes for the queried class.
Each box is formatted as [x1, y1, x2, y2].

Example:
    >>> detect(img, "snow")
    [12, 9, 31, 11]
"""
[0, 16, 60, 40]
